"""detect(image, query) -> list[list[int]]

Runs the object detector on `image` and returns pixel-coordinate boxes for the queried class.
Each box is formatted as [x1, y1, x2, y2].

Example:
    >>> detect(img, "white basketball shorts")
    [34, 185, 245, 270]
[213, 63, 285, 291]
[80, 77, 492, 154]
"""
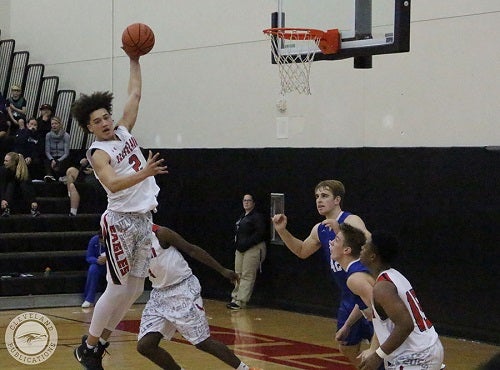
[101, 209, 153, 285]
[138, 275, 211, 345]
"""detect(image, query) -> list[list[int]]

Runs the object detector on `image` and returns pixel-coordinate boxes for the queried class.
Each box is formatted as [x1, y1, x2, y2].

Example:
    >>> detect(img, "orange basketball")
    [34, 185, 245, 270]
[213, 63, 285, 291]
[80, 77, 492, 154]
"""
[121, 23, 155, 57]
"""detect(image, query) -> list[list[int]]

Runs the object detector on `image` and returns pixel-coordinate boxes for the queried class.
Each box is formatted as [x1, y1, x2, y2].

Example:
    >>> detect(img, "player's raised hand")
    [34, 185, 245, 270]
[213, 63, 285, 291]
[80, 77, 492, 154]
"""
[271, 213, 287, 231]
[145, 150, 169, 176]
[321, 218, 340, 233]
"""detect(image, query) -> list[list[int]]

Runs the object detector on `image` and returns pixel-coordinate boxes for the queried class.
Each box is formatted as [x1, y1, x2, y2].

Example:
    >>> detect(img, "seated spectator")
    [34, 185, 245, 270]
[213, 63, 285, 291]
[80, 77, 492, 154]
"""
[0, 92, 13, 158]
[0, 91, 9, 137]
[13, 117, 45, 180]
[82, 232, 107, 308]
[6, 85, 27, 135]
[0, 152, 40, 217]
[36, 103, 54, 139]
[66, 158, 106, 216]
[44, 116, 70, 182]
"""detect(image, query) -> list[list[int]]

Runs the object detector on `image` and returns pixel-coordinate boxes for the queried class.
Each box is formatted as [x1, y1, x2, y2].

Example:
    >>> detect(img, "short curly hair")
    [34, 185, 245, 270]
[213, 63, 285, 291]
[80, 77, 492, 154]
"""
[370, 231, 399, 264]
[71, 91, 113, 132]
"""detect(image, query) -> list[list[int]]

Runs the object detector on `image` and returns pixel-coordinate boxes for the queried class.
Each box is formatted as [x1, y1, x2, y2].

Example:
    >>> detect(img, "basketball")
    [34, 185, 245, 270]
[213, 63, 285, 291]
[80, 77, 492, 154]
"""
[121, 23, 155, 57]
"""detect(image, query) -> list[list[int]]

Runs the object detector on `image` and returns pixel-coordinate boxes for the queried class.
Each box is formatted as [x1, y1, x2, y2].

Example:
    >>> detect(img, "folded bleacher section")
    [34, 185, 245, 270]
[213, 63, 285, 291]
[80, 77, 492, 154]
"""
[0, 30, 111, 308]
[0, 33, 91, 150]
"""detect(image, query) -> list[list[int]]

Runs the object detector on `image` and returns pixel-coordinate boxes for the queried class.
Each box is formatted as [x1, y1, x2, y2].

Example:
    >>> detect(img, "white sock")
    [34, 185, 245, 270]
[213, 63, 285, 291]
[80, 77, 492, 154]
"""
[70, 208, 78, 215]
[236, 362, 249, 370]
[99, 338, 108, 346]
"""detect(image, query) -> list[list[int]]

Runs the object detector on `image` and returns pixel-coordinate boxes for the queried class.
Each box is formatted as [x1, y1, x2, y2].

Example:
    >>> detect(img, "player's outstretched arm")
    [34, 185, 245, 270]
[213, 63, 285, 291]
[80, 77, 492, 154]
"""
[118, 56, 141, 133]
[155, 225, 239, 285]
[272, 214, 321, 259]
[91, 150, 168, 193]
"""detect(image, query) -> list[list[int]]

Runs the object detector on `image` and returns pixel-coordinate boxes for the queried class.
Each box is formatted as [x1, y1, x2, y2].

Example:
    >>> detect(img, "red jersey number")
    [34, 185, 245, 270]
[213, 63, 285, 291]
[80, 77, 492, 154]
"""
[406, 289, 433, 332]
[129, 154, 142, 172]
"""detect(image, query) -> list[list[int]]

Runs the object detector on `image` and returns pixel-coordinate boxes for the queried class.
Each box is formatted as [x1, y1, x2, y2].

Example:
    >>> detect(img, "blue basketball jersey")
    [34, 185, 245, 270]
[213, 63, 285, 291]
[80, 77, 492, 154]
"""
[317, 212, 374, 344]
[317, 211, 351, 295]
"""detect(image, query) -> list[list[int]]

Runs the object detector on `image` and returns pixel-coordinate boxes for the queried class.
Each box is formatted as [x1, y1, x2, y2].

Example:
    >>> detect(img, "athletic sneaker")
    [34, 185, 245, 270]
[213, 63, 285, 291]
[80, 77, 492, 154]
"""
[1, 208, 10, 217]
[74, 335, 105, 370]
[81, 301, 93, 308]
[31, 207, 40, 217]
[226, 302, 241, 310]
[96, 339, 110, 362]
[44, 175, 55, 182]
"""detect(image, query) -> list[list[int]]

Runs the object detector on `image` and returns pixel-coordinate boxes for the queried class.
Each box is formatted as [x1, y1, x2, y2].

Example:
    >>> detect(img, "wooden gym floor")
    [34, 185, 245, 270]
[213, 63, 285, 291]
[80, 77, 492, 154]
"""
[1, 299, 498, 369]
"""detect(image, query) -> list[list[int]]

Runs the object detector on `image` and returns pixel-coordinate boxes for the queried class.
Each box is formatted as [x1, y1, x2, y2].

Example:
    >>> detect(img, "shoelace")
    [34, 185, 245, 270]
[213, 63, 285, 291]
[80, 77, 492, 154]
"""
[98, 342, 110, 359]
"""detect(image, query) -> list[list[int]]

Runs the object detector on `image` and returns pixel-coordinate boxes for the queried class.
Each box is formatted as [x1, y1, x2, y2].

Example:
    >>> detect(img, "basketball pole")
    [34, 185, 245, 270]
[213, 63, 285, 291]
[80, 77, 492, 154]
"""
[354, 0, 373, 68]
[275, 0, 287, 110]
[277, 0, 283, 28]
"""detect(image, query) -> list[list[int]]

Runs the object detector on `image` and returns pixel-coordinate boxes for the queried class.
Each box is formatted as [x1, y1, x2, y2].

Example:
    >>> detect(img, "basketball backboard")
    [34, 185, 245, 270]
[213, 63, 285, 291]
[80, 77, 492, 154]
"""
[269, 0, 411, 68]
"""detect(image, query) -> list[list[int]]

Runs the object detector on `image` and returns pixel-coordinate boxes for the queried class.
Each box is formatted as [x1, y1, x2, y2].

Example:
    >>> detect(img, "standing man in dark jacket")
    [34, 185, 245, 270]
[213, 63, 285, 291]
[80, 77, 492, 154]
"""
[227, 193, 267, 310]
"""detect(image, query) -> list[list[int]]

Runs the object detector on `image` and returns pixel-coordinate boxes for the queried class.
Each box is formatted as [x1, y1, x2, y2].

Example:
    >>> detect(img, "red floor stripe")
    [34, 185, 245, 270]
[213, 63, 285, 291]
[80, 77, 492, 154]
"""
[116, 320, 355, 370]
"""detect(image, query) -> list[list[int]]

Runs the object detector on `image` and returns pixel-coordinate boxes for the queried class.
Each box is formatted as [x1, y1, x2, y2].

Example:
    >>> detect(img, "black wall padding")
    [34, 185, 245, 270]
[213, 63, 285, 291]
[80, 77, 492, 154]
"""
[148, 146, 499, 344]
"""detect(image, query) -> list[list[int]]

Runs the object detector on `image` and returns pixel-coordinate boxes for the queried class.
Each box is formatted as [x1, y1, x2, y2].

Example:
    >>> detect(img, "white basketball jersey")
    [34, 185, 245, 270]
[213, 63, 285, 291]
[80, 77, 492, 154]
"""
[87, 126, 160, 213]
[148, 233, 192, 289]
[373, 268, 439, 359]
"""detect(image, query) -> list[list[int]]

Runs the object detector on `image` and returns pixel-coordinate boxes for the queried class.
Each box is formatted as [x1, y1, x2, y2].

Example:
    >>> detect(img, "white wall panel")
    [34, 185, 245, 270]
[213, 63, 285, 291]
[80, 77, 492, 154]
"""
[4, 0, 499, 148]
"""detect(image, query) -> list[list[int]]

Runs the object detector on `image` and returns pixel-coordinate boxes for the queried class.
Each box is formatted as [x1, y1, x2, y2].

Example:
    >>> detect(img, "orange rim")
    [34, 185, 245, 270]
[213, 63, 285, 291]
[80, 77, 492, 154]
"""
[263, 27, 324, 41]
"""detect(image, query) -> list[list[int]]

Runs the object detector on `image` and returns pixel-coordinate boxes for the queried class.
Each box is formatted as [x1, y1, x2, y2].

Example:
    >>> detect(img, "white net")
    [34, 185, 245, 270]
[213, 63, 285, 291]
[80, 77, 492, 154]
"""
[266, 29, 322, 95]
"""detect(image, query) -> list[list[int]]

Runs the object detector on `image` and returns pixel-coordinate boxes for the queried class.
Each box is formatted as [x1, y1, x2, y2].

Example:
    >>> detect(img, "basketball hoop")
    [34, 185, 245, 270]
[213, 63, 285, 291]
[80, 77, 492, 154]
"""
[263, 28, 340, 95]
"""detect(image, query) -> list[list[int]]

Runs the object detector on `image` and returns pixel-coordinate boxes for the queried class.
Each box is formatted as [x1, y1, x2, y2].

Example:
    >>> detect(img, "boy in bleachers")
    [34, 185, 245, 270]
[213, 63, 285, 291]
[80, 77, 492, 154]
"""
[6, 85, 27, 135]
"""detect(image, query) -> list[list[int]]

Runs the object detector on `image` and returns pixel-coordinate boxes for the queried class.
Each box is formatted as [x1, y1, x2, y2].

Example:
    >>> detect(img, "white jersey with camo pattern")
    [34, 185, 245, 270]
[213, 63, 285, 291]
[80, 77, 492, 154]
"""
[87, 125, 160, 213]
[139, 234, 210, 345]
[373, 268, 443, 369]
[148, 233, 192, 289]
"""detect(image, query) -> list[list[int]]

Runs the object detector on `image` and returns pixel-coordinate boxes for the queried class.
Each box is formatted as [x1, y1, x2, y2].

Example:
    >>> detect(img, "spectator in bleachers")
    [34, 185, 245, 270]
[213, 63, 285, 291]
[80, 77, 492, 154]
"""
[0, 91, 9, 136]
[0, 92, 12, 158]
[43, 116, 70, 182]
[6, 85, 27, 135]
[81, 232, 107, 308]
[66, 157, 106, 216]
[13, 117, 45, 180]
[0, 151, 40, 217]
[37, 103, 54, 139]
